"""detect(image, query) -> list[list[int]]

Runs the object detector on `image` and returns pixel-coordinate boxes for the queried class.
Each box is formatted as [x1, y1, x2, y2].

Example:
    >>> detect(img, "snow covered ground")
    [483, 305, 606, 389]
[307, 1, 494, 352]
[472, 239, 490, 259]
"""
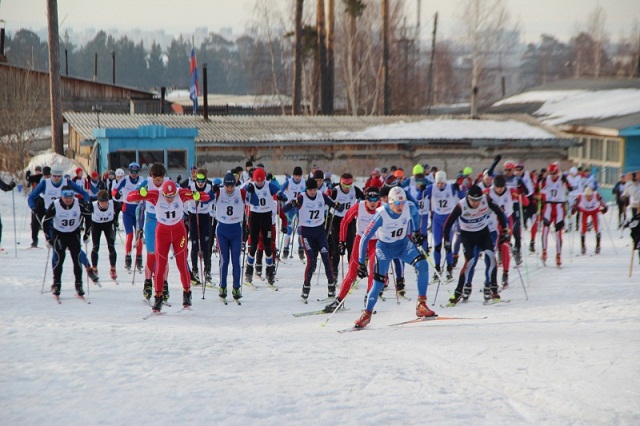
[1, 187, 639, 426]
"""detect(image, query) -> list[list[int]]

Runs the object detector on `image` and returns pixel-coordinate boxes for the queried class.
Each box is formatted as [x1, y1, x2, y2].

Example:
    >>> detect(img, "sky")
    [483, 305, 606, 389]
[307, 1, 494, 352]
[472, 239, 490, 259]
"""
[1, 0, 639, 43]
[0, 164, 639, 425]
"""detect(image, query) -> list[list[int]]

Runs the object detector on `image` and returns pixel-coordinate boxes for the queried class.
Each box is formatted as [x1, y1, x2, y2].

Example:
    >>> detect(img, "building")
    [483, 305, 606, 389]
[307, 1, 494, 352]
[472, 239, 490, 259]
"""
[63, 112, 576, 180]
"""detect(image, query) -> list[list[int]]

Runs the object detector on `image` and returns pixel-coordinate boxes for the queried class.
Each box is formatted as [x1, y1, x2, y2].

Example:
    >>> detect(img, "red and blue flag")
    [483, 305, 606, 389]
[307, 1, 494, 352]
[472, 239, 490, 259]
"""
[189, 47, 199, 114]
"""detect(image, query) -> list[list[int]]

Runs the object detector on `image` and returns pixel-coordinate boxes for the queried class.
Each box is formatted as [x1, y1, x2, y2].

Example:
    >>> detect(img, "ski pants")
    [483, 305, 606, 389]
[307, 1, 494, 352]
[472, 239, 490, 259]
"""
[216, 222, 243, 289]
[154, 222, 190, 294]
[90, 221, 117, 269]
[329, 215, 356, 278]
[301, 224, 335, 285]
[454, 227, 496, 292]
[432, 213, 454, 267]
[51, 231, 83, 286]
[365, 238, 428, 312]
[337, 235, 377, 299]
[247, 211, 273, 266]
[542, 202, 565, 253]
[189, 213, 212, 273]
[580, 210, 600, 236]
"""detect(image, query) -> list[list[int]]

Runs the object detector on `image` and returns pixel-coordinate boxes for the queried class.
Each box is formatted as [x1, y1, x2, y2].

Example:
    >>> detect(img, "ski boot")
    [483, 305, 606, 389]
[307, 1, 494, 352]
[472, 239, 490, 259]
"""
[581, 236, 586, 255]
[446, 266, 454, 282]
[232, 287, 242, 300]
[301, 282, 311, 300]
[452, 254, 459, 268]
[86, 266, 100, 284]
[529, 239, 535, 254]
[327, 282, 336, 298]
[183, 290, 192, 307]
[513, 247, 522, 265]
[354, 310, 373, 328]
[483, 284, 492, 301]
[110, 266, 118, 280]
[124, 254, 132, 271]
[51, 282, 61, 296]
[462, 284, 472, 302]
[204, 270, 213, 285]
[448, 292, 461, 306]
[502, 271, 509, 290]
[135, 255, 143, 273]
[75, 282, 85, 297]
[556, 253, 562, 267]
[244, 264, 254, 283]
[219, 286, 227, 299]
[490, 283, 501, 300]
[323, 297, 342, 313]
[595, 233, 601, 254]
[266, 265, 276, 286]
[416, 296, 436, 317]
[162, 280, 170, 302]
[395, 277, 406, 296]
[190, 270, 201, 286]
[298, 248, 305, 261]
[282, 248, 290, 259]
[143, 279, 153, 300]
[432, 265, 441, 282]
[152, 292, 163, 312]
[255, 263, 263, 278]
[541, 249, 547, 264]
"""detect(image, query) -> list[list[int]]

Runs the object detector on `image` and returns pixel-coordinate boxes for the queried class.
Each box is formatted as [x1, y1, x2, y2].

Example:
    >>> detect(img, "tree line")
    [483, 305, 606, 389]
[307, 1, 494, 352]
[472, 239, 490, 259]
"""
[3, 1, 639, 115]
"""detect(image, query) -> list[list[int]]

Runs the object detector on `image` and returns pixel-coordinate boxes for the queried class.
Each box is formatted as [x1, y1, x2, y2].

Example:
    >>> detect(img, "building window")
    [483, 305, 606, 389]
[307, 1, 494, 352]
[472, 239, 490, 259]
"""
[589, 138, 603, 161]
[168, 150, 187, 169]
[138, 150, 164, 168]
[602, 166, 621, 186]
[108, 151, 137, 170]
[605, 139, 620, 163]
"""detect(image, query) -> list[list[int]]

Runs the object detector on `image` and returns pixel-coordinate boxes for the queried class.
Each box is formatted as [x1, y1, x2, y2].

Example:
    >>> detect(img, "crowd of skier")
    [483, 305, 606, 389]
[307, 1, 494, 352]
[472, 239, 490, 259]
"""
[3, 156, 640, 329]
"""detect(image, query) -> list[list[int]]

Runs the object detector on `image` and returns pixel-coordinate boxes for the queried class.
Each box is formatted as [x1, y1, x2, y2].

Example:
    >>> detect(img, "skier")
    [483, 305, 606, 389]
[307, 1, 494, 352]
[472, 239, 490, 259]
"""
[324, 187, 381, 313]
[113, 162, 144, 272]
[213, 172, 250, 302]
[282, 177, 343, 301]
[127, 180, 209, 313]
[328, 173, 364, 280]
[244, 167, 282, 286]
[83, 190, 122, 280]
[352, 186, 434, 329]
[539, 162, 574, 267]
[612, 174, 628, 228]
[26, 166, 44, 248]
[42, 185, 93, 298]
[136, 163, 170, 301]
[0, 177, 17, 251]
[278, 166, 305, 260]
[421, 170, 464, 282]
[186, 168, 216, 286]
[572, 186, 607, 255]
[444, 185, 509, 305]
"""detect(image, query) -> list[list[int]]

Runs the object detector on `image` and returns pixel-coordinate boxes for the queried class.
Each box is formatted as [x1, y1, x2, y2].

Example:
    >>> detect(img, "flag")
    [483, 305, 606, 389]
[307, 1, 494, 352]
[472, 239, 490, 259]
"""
[189, 47, 199, 114]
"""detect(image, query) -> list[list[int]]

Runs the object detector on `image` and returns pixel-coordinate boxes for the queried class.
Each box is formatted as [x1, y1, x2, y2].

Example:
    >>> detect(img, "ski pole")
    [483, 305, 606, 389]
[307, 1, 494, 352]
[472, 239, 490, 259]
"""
[630, 243, 635, 278]
[84, 240, 90, 296]
[12, 187, 17, 257]
[603, 204, 618, 254]
[195, 205, 206, 300]
[518, 195, 530, 285]
[40, 246, 51, 294]
[320, 277, 361, 327]
[510, 244, 528, 300]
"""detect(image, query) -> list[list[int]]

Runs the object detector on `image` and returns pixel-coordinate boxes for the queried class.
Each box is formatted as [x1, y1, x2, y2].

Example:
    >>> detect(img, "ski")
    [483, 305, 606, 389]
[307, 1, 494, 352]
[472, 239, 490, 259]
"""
[177, 306, 193, 313]
[337, 326, 369, 333]
[244, 281, 258, 289]
[53, 294, 61, 304]
[76, 295, 91, 304]
[220, 297, 228, 306]
[293, 308, 349, 317]
[142, 311, 166, 320]
[234, 299, 242, 306]
[301, 297, 309, 304]
[316, 297, 335, 303]
[387, 315, 488, 326]
[482, 299, 511, 306]
[267, 284, 279, 291]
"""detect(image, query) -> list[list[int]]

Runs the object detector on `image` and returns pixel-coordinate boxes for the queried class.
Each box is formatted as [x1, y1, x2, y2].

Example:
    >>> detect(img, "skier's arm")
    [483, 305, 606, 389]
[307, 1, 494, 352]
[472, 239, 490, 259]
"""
[339, 203, 359, 242]
[42, 203, 57, 240]
[443, 205, 462, 242]
[28, 180, 46, 210]
[358, 214, 383, 263]
[485, 154, 502, 177]
[487, 195, 508, 229]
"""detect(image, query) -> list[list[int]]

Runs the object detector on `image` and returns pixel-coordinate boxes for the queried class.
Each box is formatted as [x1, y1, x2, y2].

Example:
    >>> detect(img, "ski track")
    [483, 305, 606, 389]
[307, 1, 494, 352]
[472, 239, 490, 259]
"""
[1, 189, 639, 425]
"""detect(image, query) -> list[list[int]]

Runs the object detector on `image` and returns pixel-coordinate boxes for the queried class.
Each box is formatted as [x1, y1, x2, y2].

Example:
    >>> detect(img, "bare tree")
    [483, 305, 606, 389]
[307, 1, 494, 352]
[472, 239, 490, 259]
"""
[586, 5, 607, 78]
[293, 0, 304, 115]
[0, 68, 49, 176]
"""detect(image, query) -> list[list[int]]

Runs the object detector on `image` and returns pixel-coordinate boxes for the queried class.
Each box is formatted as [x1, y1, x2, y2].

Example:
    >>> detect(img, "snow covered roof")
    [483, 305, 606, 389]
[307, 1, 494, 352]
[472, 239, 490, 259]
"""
[166, 90, 292, 108]
[64, 112, 573, 147]
[492, 80, 640, 128]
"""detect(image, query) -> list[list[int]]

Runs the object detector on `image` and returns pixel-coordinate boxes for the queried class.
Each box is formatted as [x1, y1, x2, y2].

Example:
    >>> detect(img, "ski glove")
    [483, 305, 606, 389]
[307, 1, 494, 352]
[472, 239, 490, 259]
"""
[357, 262, 368, 278]
[281, 225, 288, 234]
[338, 241, 347, 256]
[413, 230, 426, 246]
[499, 229, 510, 244]
[601, 206, 608, 214]
[276, 192, 286, 201]
[193, 191, 201, 201]
[83, 233, 90, 243]
[139, 187, 148, 197]
[444, 240, 452, 251]
[246, 183, 255, 194]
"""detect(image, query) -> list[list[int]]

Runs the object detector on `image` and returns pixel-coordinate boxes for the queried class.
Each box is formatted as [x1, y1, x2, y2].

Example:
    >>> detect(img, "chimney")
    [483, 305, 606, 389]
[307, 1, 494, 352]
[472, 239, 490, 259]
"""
[160, 86, 166, 114]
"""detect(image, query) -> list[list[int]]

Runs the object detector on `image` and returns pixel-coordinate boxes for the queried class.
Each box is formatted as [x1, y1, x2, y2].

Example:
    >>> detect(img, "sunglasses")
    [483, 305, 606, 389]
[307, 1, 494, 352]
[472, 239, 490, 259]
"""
[504, 169, 513, 172]
[130, 170, 139, 174]
[366, 197, 380, 202]
[392, 200, 406, 206]
[163, 193, 177, 199]
[341, 183, 353, 188]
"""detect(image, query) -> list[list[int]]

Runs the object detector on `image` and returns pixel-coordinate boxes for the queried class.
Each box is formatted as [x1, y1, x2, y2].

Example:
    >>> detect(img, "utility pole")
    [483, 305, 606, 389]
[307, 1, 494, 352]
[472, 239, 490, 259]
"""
[426, 12, 437, 115]
[292, 0, 303, 115]
[382, 0, 391, 115]
[47, 0, 64, 155]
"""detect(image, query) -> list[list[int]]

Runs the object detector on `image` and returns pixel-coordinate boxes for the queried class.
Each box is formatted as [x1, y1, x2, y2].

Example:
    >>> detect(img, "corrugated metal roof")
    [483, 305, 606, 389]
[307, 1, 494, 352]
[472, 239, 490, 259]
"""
[64, 112, 573, 146]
